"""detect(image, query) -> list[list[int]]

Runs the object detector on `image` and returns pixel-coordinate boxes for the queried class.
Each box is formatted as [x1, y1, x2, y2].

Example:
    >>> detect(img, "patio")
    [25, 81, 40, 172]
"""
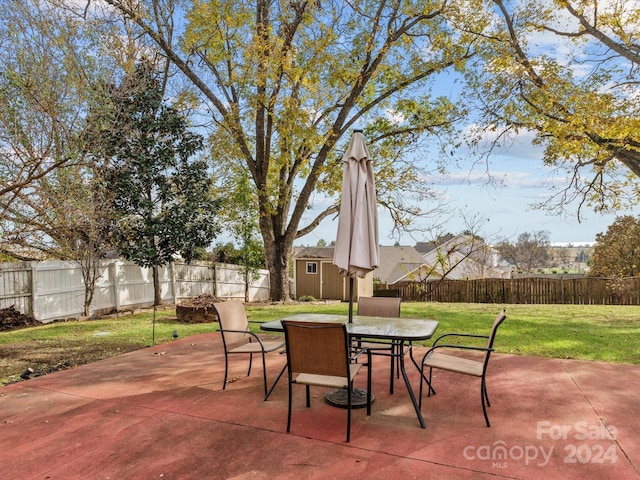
[1, 332, 638, 479]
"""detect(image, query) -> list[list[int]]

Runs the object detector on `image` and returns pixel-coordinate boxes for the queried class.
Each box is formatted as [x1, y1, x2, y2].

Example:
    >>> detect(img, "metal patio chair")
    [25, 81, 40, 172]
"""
[355, 296, 405, 394]
[419, 309, 507, 427]
[282, 320, 371, 442]
[214, 301, 285, 396]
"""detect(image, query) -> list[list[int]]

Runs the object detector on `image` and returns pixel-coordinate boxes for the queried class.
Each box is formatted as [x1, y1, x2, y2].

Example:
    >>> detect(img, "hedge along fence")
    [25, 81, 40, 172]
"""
[384, 277, 640, 305]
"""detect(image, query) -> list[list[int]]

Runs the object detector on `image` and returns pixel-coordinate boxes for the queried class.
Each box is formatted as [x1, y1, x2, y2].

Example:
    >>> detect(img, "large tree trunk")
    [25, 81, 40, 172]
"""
[264, 235, 293, 302]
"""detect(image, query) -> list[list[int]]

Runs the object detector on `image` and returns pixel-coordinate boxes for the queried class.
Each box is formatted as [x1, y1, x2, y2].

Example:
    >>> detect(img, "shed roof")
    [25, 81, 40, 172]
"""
[293, 246, 334, 259]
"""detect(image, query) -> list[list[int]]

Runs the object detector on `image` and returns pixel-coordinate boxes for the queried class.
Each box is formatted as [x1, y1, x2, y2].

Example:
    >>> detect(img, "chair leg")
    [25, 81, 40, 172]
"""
[481, 377, 491, 427]
[305, 385, 311, 407]
[222, 352, 229, 390]
[418, 367, 434, 404]
[483, 378, 491, 407]
[246, 353, 253, 377]
[346, 380, 352, 443]
[366, 350, 372, 416]
[427, 368, 435, 396]
[418, 365, 436, 409]
[389, 349, 395, 394]
[260, 350, 268, 396]
[264, 363, 287, 401]
[287, 381, 293, 433]
[418, 367, 423, 409]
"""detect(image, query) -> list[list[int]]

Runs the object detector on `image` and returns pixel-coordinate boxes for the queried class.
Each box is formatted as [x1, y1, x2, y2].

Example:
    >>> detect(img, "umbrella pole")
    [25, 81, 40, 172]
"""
[348, 276, 354, 323]
[325, 273, 375, 409]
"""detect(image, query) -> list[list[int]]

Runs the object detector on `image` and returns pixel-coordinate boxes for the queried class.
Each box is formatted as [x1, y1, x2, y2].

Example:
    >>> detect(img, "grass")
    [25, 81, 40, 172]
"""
[1, 302, 638, 386]
[245, 302, 640, 364]
[0, 309, 215, 386]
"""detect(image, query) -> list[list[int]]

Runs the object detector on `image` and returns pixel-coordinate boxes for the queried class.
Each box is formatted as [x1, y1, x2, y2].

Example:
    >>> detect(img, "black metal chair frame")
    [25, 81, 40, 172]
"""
[419, 310, 507, 427]
[215, 301, 285, 396]
[354, 296, 410, 394]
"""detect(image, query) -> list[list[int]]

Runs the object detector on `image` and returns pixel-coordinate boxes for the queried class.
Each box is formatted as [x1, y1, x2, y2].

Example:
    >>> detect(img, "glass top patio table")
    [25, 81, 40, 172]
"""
[260, 313, 439, 428]
[260, 313, 439, 341]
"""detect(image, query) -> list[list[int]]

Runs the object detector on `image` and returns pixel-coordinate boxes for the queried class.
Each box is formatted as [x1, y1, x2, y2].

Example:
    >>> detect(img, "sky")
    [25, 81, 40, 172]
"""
[295, 133, 639, 248]
[295, 9, 640, 250]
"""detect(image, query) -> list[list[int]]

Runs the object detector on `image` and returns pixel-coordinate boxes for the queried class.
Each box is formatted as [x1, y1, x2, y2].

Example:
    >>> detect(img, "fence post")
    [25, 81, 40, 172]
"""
[112, 261, 120, 312]
[169, 261, 177, 305]
[30, 262, 38, 320]
[212, 263, 217, 298]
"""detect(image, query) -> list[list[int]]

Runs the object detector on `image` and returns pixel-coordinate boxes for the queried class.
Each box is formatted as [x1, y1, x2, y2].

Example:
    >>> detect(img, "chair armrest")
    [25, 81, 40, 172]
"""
[217, 328, 273, 348]
[350, 345, 368, 361]
[432, 332, 489, 346]
[350, 346, 372, 367]
[421, 343, 493, 363]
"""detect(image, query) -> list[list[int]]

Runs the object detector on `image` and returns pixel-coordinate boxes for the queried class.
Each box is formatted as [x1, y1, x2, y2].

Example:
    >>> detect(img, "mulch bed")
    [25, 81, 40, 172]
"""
[178, 293, 222, 309]
[176, 293, 222, 323]
[0, 306, 42, 332]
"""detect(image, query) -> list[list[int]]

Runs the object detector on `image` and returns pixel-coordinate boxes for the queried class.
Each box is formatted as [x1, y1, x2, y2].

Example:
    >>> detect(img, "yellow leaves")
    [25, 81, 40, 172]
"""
[183, 0, 253, 61]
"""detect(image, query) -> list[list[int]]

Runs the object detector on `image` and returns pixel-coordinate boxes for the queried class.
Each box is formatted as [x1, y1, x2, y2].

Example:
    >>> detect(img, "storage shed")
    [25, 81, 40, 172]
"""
[293, 247, 373, 301]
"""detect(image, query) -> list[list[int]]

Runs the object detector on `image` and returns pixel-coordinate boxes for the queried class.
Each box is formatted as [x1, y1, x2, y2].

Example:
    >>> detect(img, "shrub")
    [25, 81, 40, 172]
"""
[298, 295, 317, 302]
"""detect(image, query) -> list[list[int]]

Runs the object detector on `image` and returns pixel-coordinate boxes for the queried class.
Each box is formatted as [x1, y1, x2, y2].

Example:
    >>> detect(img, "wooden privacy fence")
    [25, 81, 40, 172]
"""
[385, 277, 640, 305]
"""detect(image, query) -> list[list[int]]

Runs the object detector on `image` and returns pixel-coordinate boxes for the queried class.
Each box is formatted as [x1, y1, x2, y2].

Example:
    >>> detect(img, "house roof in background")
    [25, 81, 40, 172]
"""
[293, 245, 428, 284]
[374, 245, 427, 284]
[414, 234, 455, 254]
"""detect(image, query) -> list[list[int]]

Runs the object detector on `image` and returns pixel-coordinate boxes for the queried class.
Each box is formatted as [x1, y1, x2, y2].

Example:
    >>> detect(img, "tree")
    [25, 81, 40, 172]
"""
[219, 169, 267, 302]
[496, 231, 551, 273]
[550, 247, 573, 271]
[93, 62, 222, 308]
[465, 0, 640, 218]
[424, 234, 492, 278]
[0, 0, 93, 245]
[0, 1, 128, 315]
[412, 215, 498, 285]
[43, 169, 114, 317]
[210, 243, 238, 264]
[0, 1, 77, 214]
[589, 216, 640, 277]
[87, 0, 482, 301]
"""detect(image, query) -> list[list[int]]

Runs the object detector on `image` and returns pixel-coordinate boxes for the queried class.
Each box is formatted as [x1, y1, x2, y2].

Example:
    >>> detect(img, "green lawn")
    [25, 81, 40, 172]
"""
[1, 302, 638, 386]
[243, 302, 640, 364]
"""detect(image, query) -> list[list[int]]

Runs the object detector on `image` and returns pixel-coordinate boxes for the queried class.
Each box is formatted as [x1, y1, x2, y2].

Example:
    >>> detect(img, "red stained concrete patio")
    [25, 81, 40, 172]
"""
[1, 332, 639, 479]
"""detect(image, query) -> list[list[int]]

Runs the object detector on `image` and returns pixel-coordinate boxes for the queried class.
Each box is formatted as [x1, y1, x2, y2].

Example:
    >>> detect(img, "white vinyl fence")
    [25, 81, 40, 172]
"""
[0, 259, 270, 322]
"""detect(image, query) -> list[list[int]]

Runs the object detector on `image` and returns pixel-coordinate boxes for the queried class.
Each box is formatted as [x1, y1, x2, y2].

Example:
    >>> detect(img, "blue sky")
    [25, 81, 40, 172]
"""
[295, 133, 639, 248]
[296, 18, 640, 249]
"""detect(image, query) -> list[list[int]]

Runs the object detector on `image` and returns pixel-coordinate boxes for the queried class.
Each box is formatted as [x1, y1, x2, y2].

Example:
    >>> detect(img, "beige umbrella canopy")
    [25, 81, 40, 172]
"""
[333, 130, 380, 320]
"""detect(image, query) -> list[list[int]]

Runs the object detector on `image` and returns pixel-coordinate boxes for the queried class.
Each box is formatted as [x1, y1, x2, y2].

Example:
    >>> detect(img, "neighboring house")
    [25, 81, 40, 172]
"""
[293, 247, 373, 301]
[418, 234, 512, 280]
[373, 245, 433, 286]
[293, 239, 512, 299]
[414, 235, 455, 256]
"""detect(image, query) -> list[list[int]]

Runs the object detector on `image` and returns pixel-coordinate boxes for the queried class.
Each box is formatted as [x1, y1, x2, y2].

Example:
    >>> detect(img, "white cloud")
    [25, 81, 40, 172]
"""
[384, 109, 406, 124]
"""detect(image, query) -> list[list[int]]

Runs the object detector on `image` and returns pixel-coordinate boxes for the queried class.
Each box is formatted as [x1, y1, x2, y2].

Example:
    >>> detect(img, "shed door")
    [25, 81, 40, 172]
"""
[321, 262, 344, 300]
[296, 260, 321, 299]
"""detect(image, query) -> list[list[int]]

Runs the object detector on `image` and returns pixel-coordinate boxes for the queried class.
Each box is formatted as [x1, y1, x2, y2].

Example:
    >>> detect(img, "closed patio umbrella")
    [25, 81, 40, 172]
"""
[333, 130, 380, 322]
[327, 130, 379, 408]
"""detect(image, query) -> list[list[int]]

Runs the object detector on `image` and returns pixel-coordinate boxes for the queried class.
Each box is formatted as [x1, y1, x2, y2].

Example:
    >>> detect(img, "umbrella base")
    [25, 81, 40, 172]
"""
[325, 388, 374, 409]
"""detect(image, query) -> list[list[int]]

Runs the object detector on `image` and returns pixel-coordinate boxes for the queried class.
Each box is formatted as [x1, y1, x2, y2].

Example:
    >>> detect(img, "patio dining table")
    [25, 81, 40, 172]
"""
[260, 313, 439, 428]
